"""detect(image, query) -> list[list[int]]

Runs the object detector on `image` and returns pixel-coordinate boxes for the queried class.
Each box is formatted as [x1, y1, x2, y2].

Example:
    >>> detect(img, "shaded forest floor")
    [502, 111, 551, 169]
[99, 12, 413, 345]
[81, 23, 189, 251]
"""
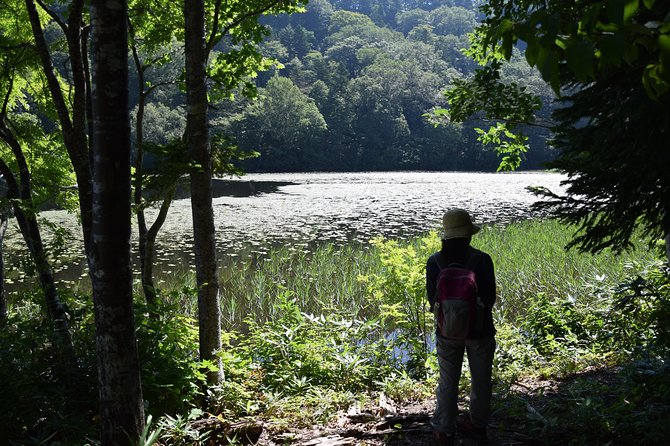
[256, 394, 539, 446]
[245, 363, 670, 446]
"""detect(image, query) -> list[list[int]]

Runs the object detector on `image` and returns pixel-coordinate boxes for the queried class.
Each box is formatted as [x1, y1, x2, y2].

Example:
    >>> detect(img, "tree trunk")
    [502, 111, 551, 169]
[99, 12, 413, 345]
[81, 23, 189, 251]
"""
[0, 211, 7, 322]
[133, 82, 156, 304]
[143, 185, 176, 300]
[132, 85, 174, 305]
[130, 44, 179, 306]
[25, 0, 94, 260]
[184, 0, 223, 386]
[89, 1, 145, 444]
[0, 123, 77, 368]
[665, 232, 670, 265]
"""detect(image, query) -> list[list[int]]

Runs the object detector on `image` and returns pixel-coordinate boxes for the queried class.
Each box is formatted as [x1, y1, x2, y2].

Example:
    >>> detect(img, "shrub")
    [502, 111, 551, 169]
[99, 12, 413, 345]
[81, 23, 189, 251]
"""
[239, 293, 392, 395]
[135, 298, 207, 417]
[0, 291, 97, 444]
[358, 235, 437, 378]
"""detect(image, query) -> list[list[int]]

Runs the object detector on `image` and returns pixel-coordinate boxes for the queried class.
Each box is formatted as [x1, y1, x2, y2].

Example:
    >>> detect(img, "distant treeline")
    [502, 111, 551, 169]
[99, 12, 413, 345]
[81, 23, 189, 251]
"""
[130, 0, 555, 172]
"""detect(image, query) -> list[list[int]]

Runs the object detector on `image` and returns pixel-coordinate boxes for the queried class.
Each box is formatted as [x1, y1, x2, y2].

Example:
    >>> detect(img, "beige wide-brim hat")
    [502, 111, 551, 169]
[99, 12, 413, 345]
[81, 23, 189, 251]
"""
[440, 208, 481, 239]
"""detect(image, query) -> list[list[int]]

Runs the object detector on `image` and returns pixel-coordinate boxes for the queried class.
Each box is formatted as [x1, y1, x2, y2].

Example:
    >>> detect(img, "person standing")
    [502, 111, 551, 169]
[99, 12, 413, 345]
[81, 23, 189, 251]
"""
[426, 208, 497, 445]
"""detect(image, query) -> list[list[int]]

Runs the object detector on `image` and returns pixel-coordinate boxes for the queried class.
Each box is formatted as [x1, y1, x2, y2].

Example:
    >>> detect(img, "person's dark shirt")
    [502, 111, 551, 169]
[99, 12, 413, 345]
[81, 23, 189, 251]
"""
[426, 245, 497, 339]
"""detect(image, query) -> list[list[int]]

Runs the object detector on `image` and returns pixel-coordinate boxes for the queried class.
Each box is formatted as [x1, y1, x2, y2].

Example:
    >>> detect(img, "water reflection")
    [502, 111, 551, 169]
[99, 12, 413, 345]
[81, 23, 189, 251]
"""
[4, 171, 565, 286]
[174, 178, 296, 199]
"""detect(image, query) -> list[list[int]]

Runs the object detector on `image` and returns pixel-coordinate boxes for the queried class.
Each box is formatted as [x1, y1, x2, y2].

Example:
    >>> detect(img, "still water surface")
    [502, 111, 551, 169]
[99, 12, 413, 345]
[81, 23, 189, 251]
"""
[6, 171, 566, 283]
[206, 171, 564, 249]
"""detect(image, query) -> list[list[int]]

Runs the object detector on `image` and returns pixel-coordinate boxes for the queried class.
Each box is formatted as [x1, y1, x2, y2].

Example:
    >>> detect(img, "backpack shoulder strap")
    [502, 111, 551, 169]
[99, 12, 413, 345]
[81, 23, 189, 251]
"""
[435, 249, 481, 271]
[433, 252, 446, 270]
[464, 248, 482, 271]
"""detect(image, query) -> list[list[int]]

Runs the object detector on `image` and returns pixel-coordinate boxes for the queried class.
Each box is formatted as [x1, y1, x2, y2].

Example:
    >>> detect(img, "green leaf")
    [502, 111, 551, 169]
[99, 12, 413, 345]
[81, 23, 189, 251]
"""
[525, 41, 539, 66]
[566, 38, 595, 81]
[502, 32, 514, 60]
[554, 38, 567, 50]
[642, 63, 670, 99]
[624, 0, 640, 22]
[537, 47, 561, 94]
[499, 18, 514, 34]
[513, 19, 533, 42]
[659, 33, 670, 56]
[622, 41, 640, 64]
[541, 12, 561, 45]
[659, 33, 670, 75]
[580, 2, 604, 32]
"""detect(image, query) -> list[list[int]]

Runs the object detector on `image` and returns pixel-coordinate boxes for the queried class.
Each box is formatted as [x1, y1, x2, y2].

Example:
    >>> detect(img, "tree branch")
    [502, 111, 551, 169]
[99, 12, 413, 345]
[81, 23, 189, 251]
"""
[25, 0, 74, 136]
[474, 117, 554, 130]
[0, 73, 13, 119]
[206, 0, 286, 55]
[206, 0, 224, 54]
[35, 0, 68, 34]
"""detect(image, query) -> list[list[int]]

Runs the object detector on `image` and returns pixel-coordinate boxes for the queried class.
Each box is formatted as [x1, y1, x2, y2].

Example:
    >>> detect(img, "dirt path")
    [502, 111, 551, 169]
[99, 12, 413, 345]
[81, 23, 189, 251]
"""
[256, 397, 539, 446]
[194, 363, 668, 446]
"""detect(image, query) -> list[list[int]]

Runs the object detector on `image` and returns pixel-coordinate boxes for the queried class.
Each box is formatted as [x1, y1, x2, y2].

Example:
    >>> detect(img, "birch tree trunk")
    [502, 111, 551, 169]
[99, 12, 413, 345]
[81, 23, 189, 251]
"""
[184, 0, 223, 386]
[89, 0, 144, 443]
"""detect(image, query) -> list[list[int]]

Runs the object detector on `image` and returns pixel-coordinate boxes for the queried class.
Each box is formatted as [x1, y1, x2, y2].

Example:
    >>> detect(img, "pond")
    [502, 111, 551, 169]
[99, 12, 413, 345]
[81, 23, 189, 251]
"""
[4, 171, 566, 286]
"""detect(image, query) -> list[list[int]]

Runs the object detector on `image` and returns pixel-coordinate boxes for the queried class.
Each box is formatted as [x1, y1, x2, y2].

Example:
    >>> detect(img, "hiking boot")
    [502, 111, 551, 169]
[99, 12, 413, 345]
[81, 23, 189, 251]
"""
[432, 430, 455, 446]
[457, 418, 487, 441]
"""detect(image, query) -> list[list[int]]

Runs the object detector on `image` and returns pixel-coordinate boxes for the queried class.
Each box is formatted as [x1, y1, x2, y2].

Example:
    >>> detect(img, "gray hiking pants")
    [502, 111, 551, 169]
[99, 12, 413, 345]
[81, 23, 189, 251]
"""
[431, 335, 496, 434]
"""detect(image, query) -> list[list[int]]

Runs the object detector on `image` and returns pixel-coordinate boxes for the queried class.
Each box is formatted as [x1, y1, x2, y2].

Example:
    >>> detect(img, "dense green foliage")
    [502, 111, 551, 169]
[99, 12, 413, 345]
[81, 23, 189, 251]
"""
[536, 70, 670, 255]
[129, 0, 555, 172]
[442, 0, 670, 256]
[3, 220, 668, 444]
[7, 1, 669, 444]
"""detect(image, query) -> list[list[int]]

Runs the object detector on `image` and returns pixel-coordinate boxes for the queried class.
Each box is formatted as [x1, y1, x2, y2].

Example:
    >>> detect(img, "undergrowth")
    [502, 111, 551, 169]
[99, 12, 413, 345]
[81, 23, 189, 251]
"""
[1, 219, 669, 445]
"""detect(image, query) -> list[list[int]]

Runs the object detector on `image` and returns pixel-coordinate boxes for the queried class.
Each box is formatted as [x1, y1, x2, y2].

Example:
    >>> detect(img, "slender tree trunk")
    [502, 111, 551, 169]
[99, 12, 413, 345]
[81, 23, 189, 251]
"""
[130, 43, 178, 305]
[132, 86, 176, 305]
[0, 211, 7, 322]
[137, 184, 177, 306]
[184, 0, 223, 386]
[89, 1, 145, 444]
[665, 232, 670, 265]
[0, 123, 77, 368]
[143, 185, 176, 299]
[133, 84, 156, 304]
[25, 0, 94, 260]
[130, 39, 152, 302]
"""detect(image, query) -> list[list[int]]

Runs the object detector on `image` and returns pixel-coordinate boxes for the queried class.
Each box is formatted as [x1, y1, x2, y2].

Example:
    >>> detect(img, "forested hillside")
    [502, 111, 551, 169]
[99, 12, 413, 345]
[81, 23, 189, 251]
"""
[131, 0, 555, 172]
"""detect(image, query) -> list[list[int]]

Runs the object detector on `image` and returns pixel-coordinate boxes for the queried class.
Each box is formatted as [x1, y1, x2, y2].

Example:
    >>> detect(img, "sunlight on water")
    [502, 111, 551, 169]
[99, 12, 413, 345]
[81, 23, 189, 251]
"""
[4, 171, 565, 286]
[206, 171, 565, 250]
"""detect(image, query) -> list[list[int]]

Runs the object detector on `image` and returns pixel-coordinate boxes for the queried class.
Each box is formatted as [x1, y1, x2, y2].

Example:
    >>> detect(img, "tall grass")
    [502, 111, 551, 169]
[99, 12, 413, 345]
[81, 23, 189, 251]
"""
[150, 217, 665, 389]
[160, 219, 657, 330]
[472, 219, 659, 322]
[216, 243, 381, 329]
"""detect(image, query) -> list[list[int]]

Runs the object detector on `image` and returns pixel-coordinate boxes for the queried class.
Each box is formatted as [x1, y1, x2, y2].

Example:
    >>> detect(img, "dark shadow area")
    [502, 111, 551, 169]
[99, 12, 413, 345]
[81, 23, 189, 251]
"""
[493, 362, 670, 445]
[174, 178, 296, 199]
[293, 361, 670, 446]
[32, 178, 296, 211]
